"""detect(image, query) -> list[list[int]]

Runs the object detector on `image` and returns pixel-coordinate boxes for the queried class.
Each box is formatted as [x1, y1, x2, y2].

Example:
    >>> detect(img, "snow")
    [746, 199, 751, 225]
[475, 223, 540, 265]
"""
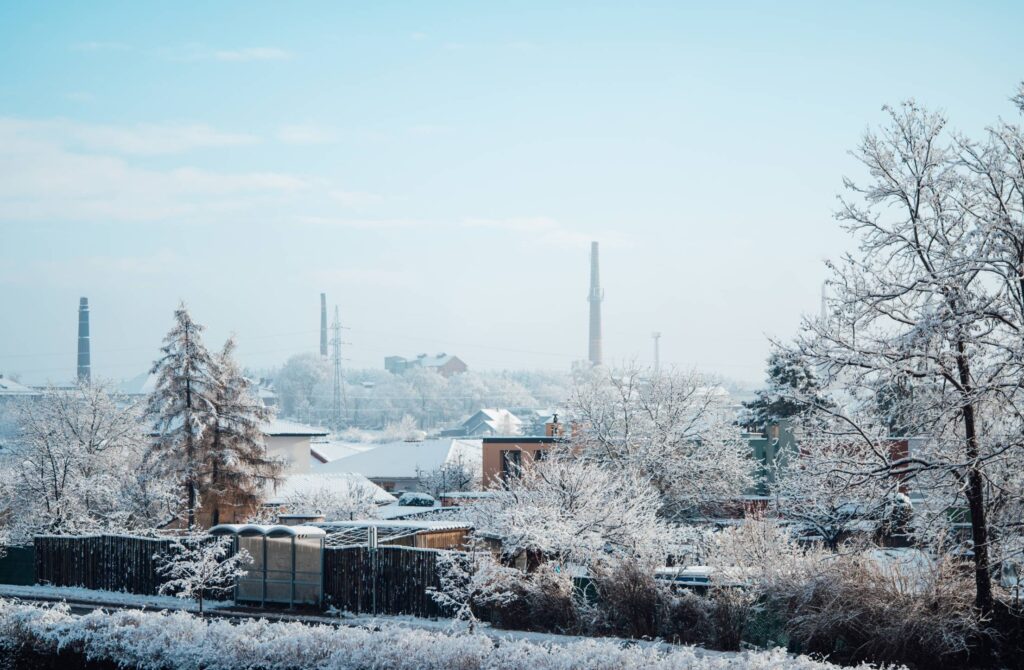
[263, 418, 329, 436]
[317, 519, 471, 532]
[377, 503, 443, 519]
[318, 438, 482, 479]
[0, 584, 232, 611]
[0, 598, 894, 669]
[210, 523, 327, 537]
[265, 472, 396, 506]
[310, 440, 374, 464]
[0, 376, 39, 396]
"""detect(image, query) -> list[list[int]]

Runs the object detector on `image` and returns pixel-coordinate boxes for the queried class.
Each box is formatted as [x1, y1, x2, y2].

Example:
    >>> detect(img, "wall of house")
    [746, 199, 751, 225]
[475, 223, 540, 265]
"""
[266, 435, 312, 475]
[481, 441, 551, 487]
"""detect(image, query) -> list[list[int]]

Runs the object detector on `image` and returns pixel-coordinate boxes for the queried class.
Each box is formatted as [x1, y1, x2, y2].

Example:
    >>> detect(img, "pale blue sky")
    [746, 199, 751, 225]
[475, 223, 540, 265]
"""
[1, 1, 1022, 384]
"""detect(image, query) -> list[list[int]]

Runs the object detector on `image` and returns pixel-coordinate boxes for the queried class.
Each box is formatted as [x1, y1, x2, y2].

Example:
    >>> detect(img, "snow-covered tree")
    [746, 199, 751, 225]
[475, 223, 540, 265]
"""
[469, 454, 672, 568]
[281, 480, 381, 521]
[428, 551, 520, 631]
[0, 383, 179, 542]
[274, 353, 330, 422]
[780, 92, 1024, 616]
[379, 414, 422, 442]
[205, 337, 283, 526]
[148, 304, 220, 529]
[569, 364, 755, 517]
[155, 535, 251, 613]
[417, 455, 479, 498]
[743, 350, 832, 431]
[769, 429, 896, 550]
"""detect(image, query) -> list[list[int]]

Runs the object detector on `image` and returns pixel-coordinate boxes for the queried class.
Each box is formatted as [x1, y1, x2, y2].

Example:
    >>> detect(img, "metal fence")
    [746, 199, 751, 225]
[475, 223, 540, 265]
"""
[34, 534, 196, 596]
[323, 545, 453, 617]
[0, 545, 36, 586]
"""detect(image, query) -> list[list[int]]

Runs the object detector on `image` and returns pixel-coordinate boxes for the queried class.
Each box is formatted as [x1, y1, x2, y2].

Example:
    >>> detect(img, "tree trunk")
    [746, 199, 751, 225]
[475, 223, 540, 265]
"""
[955, 345, 994, 616]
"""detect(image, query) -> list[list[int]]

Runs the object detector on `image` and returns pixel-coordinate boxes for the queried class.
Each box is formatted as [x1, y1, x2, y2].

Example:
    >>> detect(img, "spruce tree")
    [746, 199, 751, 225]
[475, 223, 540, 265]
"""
[148, 303, 219, 529]
[206, 337, 283, 525]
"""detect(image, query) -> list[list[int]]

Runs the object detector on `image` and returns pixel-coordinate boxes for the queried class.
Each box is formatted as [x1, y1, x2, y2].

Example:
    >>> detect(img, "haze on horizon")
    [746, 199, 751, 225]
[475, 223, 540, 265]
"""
[1, 1, 1022, 386]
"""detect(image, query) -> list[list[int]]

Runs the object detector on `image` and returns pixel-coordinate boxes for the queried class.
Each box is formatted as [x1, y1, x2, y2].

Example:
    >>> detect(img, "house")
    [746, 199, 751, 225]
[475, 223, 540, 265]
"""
[263, 419, 330, 475]
[443, 408, 524, 437]
[264, 472, 396, 512]
[0, 375, 40, 399]
[317, 438, 482, 492]
[309, 440, 374, 466]
[481, 435, 560, 487]
[384, 353, 467, 378]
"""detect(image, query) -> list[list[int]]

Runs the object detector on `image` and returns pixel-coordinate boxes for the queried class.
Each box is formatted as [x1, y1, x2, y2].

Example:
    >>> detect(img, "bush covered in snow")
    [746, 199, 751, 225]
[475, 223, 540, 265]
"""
[0, 598, 901, 670]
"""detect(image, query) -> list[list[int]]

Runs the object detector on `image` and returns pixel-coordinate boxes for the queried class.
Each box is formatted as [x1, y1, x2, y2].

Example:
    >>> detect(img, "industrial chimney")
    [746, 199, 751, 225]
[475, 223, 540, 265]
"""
[320, 293, 328, 357]
[77, 297, 90, 383]
[588, 241, 604, 366]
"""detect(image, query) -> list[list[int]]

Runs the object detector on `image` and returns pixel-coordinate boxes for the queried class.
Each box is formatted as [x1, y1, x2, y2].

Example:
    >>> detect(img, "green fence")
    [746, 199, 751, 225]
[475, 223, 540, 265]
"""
[0, 545, 36, 586]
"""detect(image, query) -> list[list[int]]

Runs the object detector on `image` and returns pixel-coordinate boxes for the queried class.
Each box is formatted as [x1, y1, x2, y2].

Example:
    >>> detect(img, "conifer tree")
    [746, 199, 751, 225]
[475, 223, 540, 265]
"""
[206, 337, 283, 525]
[148, 303, 219, 528]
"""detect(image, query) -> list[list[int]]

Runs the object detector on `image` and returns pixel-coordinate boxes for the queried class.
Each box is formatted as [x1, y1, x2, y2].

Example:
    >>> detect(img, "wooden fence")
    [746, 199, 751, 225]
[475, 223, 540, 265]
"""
[323, 546, 453, 617]
[35, 535, 184, 596]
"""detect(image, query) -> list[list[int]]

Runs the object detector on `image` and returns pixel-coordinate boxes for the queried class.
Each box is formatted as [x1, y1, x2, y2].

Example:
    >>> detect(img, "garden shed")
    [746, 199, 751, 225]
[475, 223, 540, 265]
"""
[209, 524, 325, 608]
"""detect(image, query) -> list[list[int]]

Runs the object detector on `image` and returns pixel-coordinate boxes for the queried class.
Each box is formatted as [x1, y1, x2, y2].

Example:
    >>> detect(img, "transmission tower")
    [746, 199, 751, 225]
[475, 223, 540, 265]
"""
[651, 331, 661, 373]
[330, 306, 349, 429]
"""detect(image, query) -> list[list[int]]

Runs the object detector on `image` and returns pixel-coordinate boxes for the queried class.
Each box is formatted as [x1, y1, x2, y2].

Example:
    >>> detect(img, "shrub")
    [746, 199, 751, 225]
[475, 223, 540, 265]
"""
[766, 551, 983, 668]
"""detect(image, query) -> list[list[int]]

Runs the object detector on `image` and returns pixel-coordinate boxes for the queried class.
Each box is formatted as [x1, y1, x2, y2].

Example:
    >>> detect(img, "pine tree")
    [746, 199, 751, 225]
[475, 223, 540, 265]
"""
[206, 337, 283, 525]
[743, 350, 832, 431]
[148, 303, 219, 529]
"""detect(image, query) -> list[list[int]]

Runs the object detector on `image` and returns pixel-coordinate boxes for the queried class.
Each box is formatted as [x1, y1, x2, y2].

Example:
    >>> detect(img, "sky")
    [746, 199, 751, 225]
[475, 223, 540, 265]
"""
[1, 1, 1022, 386]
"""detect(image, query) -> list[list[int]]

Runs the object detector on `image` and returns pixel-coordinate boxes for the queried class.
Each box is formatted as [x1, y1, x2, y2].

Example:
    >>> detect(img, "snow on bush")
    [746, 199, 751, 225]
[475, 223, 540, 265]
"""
[0, 598, 902, 670]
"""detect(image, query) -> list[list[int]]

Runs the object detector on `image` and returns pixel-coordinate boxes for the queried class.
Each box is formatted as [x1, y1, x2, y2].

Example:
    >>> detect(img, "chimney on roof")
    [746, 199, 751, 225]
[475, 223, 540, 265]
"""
[320, 293, 328, 357]
[77, 297, 90, 383]
[588, 241, 603, 366]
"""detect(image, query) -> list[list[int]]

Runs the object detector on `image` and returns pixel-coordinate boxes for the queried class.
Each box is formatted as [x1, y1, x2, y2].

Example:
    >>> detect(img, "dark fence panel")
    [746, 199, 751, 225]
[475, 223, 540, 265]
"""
[324, 546, 450, 618]
[0, 545, 36, 586]
[34, 535, 177, 596]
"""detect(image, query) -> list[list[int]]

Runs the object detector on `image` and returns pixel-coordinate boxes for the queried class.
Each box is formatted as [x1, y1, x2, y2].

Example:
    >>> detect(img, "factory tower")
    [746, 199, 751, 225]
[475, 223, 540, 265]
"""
[77, 297, 90, 383]
[588, 241, 604, 366]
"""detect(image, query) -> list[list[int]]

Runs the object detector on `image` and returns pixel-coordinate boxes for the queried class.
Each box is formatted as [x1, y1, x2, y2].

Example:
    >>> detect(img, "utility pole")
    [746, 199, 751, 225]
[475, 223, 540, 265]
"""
[330, 306, 349, 429]
[651, 331, 661, 373]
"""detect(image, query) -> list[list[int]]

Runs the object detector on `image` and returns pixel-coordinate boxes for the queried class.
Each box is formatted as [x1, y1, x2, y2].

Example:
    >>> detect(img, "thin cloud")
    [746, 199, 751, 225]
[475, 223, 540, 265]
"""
[463, 217, 631, 249]
[278, 124, 337, 145]
[71, 41, 131, 52]
[214, 47, 293, 62]
[297, 216, 423, 229]
[0, 120, 308, 224]
[163, 44, 293, 62]
[1, 118, 257, 155]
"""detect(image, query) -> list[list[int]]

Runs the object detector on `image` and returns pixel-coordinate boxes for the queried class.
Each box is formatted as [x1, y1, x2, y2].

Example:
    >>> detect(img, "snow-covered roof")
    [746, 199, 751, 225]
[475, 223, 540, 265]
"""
[420, 353, 459, 368]
[318, 438, 482, 479]
[264, 419, 329, 437]
[209, 524, 326, 538]
[310, 440, 374, 464]
[118, 371, 158, 396]
[377, 503, 441, 520]
[0, 376, 39, 396]
[316, 520, 471, 532]
[265, 472, 395, 506]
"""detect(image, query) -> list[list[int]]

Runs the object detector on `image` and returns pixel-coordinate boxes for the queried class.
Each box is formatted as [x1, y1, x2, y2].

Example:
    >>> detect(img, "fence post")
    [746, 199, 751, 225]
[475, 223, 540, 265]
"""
[368, 527, 378, 615]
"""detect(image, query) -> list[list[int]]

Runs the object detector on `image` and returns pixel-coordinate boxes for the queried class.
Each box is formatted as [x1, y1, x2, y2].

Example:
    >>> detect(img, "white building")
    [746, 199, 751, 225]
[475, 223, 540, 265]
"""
[316, 438, 482, 492]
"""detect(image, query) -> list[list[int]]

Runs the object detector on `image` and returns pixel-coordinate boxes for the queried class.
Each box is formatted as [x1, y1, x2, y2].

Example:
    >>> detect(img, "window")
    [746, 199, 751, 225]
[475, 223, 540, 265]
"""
[501, 449, 522, 480]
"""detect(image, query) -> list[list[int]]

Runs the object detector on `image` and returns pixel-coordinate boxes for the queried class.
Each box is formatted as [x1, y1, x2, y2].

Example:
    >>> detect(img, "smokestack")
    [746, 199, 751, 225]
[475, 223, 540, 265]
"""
[588, 241, 603, 366]
[77, 297, 90, 383]
[320, 293, 328, 357]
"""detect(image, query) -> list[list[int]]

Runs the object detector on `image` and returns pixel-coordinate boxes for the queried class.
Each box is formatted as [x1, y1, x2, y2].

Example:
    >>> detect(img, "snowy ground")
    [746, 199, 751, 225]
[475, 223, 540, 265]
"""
[0, 584, 232, 612]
